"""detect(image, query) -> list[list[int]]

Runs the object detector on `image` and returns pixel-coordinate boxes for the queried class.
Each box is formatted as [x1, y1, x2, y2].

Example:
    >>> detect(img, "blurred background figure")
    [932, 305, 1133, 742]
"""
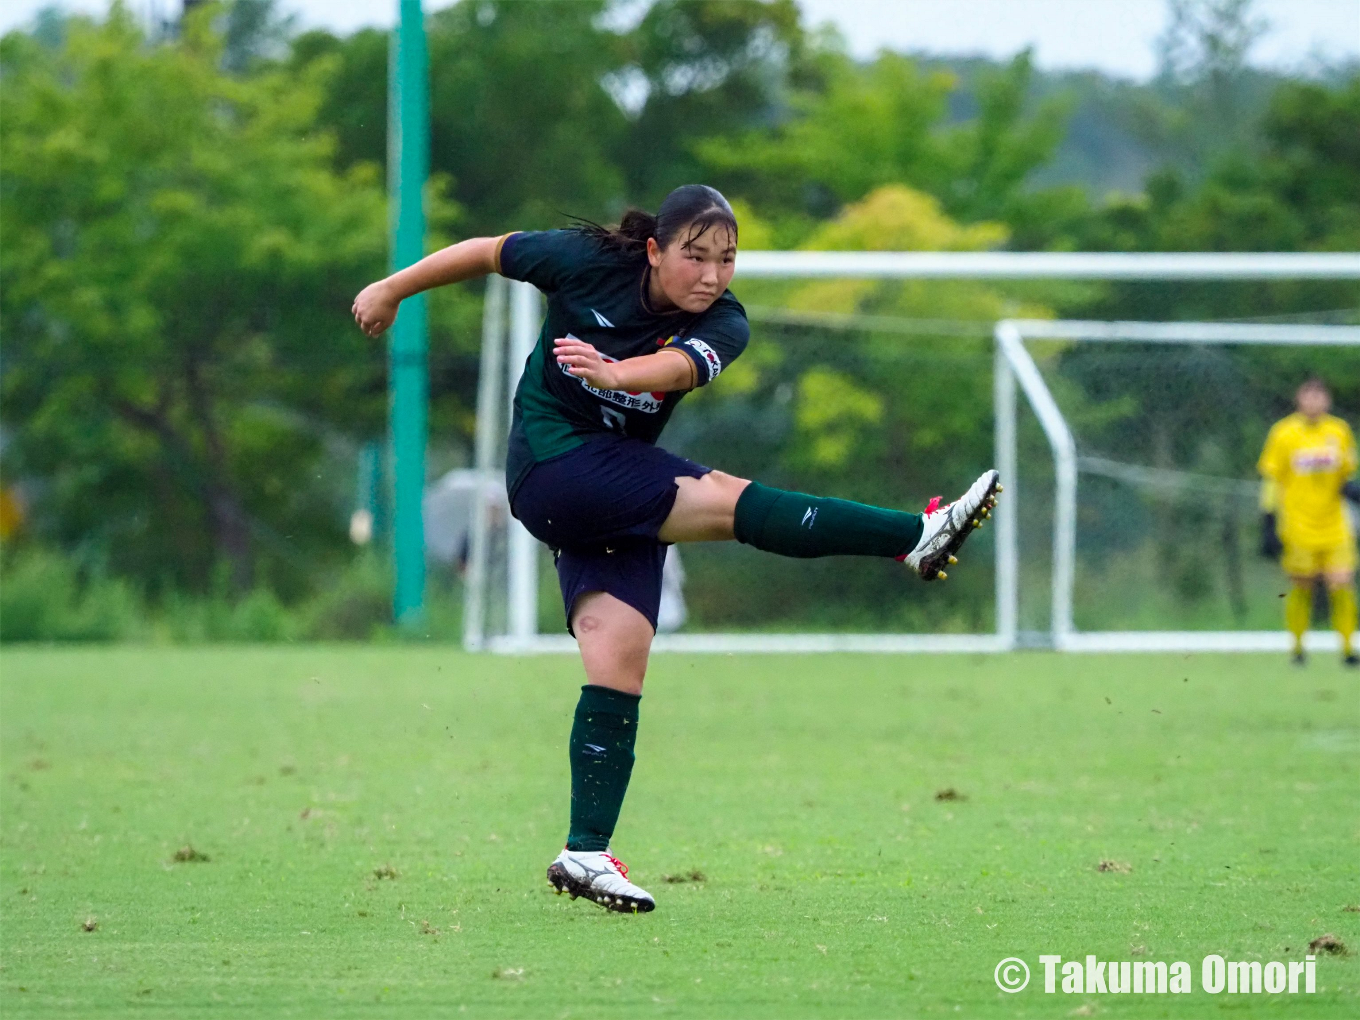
[1258, 378, 1358, 666]
[657, 548, 688, 634]
[422, 470, 483, 572]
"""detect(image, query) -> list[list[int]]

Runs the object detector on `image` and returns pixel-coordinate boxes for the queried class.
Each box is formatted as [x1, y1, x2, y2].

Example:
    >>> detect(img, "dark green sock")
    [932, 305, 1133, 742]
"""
[733, 481, 923, 559]
[566, 685, 640, 853]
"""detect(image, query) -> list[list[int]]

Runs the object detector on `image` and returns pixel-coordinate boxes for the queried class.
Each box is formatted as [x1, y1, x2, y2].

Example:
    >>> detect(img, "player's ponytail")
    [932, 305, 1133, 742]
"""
[570, 185, 738, 255]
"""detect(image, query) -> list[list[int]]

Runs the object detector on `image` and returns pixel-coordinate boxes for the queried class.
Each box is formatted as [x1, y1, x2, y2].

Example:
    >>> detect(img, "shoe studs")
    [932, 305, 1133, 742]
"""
[948, 555, 958, 564]
[937, 571, 947, 580]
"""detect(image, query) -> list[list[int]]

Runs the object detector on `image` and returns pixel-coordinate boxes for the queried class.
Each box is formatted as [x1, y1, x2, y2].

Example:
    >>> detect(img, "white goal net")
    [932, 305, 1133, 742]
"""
[997, 318, 1360, 652]
[462, 253, 1360, 653]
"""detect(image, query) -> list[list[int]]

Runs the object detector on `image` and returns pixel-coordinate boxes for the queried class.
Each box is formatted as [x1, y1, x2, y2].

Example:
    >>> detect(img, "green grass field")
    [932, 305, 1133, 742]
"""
[1, 646, 1357, 1018]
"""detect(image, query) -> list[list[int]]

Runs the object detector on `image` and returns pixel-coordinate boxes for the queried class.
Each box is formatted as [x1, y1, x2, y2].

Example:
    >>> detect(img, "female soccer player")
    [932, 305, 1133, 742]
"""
[353, 185, 1000, 913]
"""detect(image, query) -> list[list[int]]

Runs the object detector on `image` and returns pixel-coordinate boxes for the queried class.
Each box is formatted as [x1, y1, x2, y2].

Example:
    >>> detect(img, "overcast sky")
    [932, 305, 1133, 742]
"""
[3, 0, 1357, 81]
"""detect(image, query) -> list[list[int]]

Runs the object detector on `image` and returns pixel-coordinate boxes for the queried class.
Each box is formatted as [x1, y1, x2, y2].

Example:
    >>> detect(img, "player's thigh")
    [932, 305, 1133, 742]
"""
[1324, 568, 1356, 589]
[1282, 543, 1323, 580]
[1323, 540, 1357, 589]
[658, 470, 751, 544]
[571, 591, 653, 696]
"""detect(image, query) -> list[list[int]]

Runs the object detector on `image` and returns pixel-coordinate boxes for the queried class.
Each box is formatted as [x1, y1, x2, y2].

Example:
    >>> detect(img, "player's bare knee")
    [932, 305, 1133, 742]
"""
[578, 642, 647, 696]
[573, 593, 652, 694]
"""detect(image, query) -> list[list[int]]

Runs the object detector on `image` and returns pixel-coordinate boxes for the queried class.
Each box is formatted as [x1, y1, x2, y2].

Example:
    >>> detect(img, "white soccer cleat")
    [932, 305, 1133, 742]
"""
[902, 469, 1001, 581]
[546, 848, 655, 913]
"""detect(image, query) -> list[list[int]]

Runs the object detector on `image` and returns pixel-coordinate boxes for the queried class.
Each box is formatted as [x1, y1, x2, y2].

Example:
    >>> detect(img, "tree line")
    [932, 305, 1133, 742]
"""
[1, 0, 1356, 638]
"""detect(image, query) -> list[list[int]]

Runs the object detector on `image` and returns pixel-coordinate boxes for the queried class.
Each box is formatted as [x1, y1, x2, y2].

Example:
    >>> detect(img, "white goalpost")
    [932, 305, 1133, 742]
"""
[995, 317, 1360, 653]
[464, 251, 1360, 654]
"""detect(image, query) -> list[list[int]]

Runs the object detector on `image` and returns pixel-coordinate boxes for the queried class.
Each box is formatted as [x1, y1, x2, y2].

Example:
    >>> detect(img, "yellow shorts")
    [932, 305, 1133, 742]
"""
[1282, 539, 1357, 577]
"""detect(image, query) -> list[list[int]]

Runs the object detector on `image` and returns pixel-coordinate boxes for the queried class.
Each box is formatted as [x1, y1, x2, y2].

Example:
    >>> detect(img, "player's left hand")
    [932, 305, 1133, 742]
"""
[554, 337, 620, 390]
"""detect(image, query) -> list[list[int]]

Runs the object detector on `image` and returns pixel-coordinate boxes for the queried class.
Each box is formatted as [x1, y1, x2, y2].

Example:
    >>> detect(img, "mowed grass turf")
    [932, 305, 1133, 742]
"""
[1, 647, 1357, 1019]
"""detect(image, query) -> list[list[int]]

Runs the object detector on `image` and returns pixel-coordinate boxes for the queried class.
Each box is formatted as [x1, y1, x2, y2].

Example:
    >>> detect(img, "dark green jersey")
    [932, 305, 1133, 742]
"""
[498, 229, 749, 497]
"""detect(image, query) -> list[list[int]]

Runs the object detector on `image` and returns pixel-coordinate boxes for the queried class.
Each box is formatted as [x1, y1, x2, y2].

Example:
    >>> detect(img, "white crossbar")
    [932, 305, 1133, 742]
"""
[1012, 320, 1360, 344]
[735, 251, 1360, 280]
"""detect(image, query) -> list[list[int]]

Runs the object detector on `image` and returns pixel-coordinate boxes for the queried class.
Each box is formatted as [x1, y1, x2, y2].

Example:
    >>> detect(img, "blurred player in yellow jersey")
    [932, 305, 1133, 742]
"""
[1258, 378, 1358, 666]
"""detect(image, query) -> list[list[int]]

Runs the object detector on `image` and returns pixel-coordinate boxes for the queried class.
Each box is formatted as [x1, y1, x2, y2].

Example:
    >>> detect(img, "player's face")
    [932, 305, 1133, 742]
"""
[647, 224, 737, 313]
[1297, 384, 1330, 419]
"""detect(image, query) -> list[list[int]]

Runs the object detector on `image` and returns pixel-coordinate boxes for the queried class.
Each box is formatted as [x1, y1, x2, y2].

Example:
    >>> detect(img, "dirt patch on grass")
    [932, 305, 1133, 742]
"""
[81, 916, 97, 932]
[372, 863, 399, 880]
[1309, 933, 1348, 956]
[1097, 859, 1132, 873]
[492, 967, 524, 980]
[172, 845, 209, 863]
[661, 870, 706, 884]
[934, 788, 966, 801]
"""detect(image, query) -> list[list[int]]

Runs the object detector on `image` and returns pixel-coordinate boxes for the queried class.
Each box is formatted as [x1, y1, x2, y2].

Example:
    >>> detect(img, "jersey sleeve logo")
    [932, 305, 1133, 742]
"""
[682, 338, 722, 382]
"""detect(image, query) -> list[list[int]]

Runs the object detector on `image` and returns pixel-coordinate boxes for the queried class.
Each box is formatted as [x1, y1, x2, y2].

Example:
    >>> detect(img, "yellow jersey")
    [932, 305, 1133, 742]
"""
[1258, 412, 1357, 548]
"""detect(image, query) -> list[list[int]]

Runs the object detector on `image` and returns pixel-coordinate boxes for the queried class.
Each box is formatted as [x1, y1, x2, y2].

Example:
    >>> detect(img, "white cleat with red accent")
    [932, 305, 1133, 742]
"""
[902, 469, 1001, 581]
[547, 848, 655, 913]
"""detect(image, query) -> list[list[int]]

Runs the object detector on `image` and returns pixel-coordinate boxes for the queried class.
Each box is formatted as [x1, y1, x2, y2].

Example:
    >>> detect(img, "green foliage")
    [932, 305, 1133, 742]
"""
[1071, 72, 1360, 319]
[620, 0, 804, 205]
[424, 0, 629, 231]
[696, 46, 1071, 237]
[1, 6, 390, 596]
[1260, 76, 1360, 249]
[292, 0, 804, 232]
[0, 547, 142, 642]
[158, 578, 296, 643]
[295, 551, 394, 641]
[0, 545, 464, 643]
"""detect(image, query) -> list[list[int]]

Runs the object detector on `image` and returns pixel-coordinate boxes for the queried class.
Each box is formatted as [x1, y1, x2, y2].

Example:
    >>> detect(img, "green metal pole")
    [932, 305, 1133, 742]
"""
[388, 0, 429, 625]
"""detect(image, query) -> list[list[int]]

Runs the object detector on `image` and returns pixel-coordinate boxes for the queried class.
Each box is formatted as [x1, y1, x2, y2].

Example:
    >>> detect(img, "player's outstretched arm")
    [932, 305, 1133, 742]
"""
[352, 235, 503, 337]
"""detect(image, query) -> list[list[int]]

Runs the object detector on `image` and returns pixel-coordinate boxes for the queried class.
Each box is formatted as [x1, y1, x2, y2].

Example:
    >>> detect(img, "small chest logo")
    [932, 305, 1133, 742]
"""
[590, 309, 615, 328]
[1292, 439, 1340, 475]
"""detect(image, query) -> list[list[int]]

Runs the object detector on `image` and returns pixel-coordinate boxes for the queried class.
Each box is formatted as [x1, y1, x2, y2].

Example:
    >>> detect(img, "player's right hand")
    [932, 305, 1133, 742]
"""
[352, 280, 399, 338]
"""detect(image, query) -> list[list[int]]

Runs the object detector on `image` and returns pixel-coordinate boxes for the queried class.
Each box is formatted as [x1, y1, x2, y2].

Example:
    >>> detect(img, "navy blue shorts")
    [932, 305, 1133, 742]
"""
[510, 434, 710, 634]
